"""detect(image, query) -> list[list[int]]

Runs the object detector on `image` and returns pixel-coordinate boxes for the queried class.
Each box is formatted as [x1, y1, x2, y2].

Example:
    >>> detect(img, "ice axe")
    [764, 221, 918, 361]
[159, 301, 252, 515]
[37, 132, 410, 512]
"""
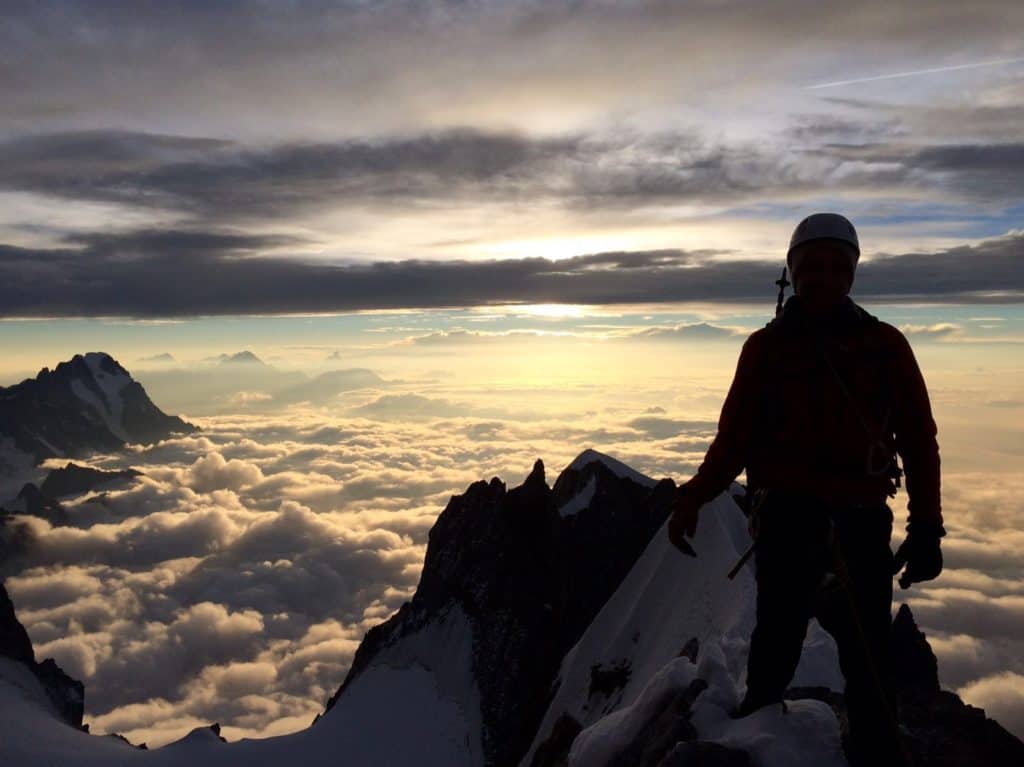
[671, 533, 697, 558]
[726, 540, 756, 579]
[667, 493, 698, 557]
[667, 485, 700, 557]
[726, 487, 770, 579]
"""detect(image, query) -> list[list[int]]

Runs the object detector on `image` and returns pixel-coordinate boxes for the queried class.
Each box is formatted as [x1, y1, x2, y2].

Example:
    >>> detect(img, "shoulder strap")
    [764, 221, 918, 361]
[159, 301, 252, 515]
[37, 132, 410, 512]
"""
[763, 302, 902, 487]
[813, 320, 903, 486]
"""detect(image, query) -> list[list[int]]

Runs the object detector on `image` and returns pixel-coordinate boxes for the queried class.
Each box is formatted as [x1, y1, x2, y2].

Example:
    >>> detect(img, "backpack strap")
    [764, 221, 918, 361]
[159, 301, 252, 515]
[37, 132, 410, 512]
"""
[759, 301, 903, 491]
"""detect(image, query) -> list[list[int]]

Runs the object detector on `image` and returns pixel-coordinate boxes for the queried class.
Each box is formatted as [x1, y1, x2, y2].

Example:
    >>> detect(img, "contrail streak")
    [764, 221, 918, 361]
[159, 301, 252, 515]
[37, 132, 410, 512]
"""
[804, 55, 1024, 90]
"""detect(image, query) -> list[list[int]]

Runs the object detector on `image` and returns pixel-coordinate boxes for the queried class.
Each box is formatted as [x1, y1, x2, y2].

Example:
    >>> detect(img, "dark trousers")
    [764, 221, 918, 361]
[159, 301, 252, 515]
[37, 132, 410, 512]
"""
[742, 490, 911, 766]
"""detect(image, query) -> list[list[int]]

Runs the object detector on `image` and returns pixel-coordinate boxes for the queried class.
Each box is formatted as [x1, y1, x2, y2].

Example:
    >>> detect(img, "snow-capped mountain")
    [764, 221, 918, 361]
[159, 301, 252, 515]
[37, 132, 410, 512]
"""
[1, 449, 1021, 766]
[319, 449, 678, 766]
[0, 352, 196, 496]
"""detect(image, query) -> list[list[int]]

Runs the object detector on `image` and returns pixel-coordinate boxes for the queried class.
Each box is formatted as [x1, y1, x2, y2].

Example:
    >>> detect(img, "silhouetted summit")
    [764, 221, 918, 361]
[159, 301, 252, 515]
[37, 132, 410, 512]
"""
[0, 351, 199, 465]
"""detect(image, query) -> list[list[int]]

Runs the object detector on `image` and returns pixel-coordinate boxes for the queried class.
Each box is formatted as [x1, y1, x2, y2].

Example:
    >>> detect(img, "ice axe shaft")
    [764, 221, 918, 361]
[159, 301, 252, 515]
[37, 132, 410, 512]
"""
[671, 535, 697, 557]
[726, 487, 770, 579]
[727, 540, 756, 579]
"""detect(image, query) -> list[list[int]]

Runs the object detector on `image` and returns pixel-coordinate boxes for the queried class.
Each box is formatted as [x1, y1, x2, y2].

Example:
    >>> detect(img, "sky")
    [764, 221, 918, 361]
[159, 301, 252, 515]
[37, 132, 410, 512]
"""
[0, 0, 1022, 749]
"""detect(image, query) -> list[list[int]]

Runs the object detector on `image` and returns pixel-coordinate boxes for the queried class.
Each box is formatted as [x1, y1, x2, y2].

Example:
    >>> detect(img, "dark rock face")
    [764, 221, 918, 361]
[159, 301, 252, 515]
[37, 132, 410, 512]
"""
[322, 453, 677, 767]
[39, 462, 142, 499]
[889, 604, 1024, 767]
[781, 604, 1024, 767]
[0, 351, 198, 464]
[891, 602, 940, 695]
[898, 688, 1024, 767]
[1, 581, 85, 729]
[0, 580, 35, 665]
[13, 482, 70, 526]
[34, 657, 86, 729]
[2, 463, 143, 535]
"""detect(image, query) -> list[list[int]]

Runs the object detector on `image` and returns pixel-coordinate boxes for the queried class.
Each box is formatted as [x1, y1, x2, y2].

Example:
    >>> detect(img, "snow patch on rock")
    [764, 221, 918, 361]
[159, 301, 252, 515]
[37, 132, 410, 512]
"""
[559, 475, 597, 517]
[70, 353, 133, 443]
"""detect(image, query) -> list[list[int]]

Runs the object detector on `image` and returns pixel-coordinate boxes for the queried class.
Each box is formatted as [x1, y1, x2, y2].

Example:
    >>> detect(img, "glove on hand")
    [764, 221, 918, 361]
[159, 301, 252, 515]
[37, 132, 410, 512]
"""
[892, 521, 945, 589]
[668, 486, 699, 557]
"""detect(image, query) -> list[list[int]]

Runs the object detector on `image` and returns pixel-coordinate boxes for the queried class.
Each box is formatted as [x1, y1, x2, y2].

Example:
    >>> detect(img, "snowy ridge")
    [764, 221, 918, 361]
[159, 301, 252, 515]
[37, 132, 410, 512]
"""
[0, 604, 483, 766]
[0, 351, 198, 497]
[70, 352, 134, 443]
[523, 482, 846, 767]
[558, 474, 596, 517]
[567, 448, 659, 488]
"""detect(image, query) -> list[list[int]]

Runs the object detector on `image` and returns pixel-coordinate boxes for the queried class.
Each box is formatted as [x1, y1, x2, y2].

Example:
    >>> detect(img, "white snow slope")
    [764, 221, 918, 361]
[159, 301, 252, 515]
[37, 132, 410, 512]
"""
[0, 602, 483, 766]
[70, 352, 134, 443]
[521, 481, 847, 767]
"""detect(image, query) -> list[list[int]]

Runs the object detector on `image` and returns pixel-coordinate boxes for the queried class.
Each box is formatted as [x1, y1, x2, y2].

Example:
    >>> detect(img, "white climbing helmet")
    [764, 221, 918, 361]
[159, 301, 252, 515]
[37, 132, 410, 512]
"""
[786, 212, 860, 277]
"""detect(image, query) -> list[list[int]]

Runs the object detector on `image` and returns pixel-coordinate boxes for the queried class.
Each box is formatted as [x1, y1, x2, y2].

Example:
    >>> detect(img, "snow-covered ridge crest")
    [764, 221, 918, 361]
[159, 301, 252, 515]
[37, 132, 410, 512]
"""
[71, 352, 134, 442]
[0, 351, 199, 497]
[522, 482, 850, 767]
[567, 447, 659, 489]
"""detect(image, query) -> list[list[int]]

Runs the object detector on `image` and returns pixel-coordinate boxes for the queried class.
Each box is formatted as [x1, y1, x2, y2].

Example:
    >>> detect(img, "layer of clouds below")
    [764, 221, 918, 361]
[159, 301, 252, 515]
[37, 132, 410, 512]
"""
[0, 228, 1021, 319]
[0, 399, 738, 746]
[1, 378, 1022, 743]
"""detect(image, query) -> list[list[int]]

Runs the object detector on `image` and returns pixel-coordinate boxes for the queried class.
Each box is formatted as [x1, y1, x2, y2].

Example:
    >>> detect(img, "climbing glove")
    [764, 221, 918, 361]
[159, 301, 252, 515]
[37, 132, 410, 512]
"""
[668, 486, 699, 557]
[892, 521, 946, 589]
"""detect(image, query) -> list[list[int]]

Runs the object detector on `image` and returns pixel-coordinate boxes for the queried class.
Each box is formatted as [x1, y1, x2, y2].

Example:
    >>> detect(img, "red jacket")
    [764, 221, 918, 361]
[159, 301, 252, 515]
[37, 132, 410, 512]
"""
[681, 295, 943, 531]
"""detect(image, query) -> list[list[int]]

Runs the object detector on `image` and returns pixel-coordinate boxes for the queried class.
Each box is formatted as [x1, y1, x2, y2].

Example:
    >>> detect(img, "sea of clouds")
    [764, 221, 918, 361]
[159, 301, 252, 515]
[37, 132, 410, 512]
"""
[2, 339, 1022, 746]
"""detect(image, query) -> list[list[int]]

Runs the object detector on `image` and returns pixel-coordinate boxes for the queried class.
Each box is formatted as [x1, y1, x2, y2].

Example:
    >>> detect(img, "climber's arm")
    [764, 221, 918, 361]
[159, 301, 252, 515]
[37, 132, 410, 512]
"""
[678, 331, 762, 507]
[886, 325, 943, 534]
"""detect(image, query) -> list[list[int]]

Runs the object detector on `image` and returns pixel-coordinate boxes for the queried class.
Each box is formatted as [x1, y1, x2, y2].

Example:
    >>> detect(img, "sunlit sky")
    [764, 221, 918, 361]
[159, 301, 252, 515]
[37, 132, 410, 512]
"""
[1, 0, 1023, 749]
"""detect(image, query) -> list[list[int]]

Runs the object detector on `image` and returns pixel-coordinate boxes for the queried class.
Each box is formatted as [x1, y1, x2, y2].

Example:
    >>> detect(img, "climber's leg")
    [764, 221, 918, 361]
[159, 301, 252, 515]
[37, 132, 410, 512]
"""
[816, 502, 911, 767]
[738, 494, 825, 716]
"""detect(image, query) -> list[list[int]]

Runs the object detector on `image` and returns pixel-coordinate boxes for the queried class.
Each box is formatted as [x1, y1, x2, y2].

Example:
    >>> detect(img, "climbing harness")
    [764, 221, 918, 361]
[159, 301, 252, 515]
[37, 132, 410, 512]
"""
[813, 333, 904, 492]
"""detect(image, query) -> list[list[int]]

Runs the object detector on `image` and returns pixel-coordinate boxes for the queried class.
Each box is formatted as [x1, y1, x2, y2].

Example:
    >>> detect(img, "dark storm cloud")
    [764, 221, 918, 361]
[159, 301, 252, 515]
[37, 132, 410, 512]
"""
[2, 126, 1023, 222]
[0, 228, 1021, 318]
[0, 126, 813, 220]
[0, 128, 583, 219]
[798, 140, 1024, 203]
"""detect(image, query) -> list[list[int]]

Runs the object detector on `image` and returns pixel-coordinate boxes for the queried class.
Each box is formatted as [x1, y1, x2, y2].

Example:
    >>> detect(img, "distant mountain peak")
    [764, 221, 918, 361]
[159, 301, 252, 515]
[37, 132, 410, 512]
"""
[0, 352, 199, 476]
[565, 447, 659, 488]
[217, 350, 265, 366]
[138, 352, 176, 364]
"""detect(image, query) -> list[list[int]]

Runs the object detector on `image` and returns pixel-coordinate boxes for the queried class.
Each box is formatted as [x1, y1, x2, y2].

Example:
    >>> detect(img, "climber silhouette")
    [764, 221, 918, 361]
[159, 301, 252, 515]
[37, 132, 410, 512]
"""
[668, 213, 944, 767]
